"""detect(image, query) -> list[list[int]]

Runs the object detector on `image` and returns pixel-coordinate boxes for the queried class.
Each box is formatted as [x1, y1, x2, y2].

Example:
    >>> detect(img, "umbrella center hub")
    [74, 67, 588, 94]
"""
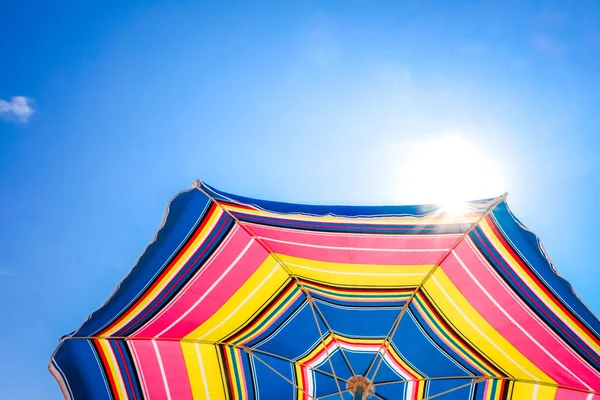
[346, 375, 374, 399]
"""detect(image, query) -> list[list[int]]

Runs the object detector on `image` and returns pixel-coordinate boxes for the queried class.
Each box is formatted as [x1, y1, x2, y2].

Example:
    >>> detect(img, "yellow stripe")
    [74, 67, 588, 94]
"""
[337, 335, 381, 346]
[185, 255, 289, 341]
[279, 254, 431, 287]
[294, 362, 305, 399]
[479, 220, 600, 356]
[181, 342, 227, 399]
[97, 340, 128, 400]
[424, 269, 554, 383]
[104, 208, 224, 336]
[386, 349, 422, 379]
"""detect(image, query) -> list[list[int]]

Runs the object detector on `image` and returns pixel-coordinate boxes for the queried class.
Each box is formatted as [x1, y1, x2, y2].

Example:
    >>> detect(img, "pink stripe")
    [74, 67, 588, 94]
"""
[554, 388, 594, 400]
[134, 227, 269, 338]
[246, 223, 453, 265]
[259, 237, 442, 264]
[245, 223, 460, 250]
[442, 241, 600, 390]
[128, 340, 169, 399]
[155, 340, 194, 399]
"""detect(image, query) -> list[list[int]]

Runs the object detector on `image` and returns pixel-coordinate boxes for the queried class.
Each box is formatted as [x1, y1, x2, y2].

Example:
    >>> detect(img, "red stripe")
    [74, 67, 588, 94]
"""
[94, 339, 121, 399]
[221, 202, 255, 211]
[113, 341, 137, 399]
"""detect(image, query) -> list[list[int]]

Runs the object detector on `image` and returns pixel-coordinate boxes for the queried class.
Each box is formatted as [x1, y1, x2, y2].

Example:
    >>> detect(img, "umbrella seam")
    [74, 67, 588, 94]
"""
[367, 193, 509, 383]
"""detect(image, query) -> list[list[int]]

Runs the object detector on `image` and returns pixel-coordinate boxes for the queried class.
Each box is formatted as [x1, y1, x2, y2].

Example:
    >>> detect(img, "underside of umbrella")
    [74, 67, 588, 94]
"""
[50, 181, 600, 399]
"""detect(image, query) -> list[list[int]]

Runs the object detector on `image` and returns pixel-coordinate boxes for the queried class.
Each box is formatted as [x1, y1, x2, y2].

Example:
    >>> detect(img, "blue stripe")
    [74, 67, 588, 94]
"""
[232, 211, 473, 234]
[53, 339, 113, 400]
[201, 181, 496, 218]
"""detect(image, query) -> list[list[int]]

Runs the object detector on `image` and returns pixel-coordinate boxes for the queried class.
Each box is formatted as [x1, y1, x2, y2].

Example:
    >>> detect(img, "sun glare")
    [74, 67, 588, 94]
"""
[392, 134, 506, 213]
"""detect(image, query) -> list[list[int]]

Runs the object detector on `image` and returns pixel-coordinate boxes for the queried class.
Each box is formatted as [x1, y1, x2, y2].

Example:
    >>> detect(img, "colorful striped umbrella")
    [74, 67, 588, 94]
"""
[50, 181, 600, 399]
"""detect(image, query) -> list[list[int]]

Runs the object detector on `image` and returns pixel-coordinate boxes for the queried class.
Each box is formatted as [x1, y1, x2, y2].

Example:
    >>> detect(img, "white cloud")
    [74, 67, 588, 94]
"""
[0, 96, 35, 122]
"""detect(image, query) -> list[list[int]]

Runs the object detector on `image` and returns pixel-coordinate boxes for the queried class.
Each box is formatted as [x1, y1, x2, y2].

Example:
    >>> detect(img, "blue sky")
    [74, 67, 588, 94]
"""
[2, 1, 600, 398]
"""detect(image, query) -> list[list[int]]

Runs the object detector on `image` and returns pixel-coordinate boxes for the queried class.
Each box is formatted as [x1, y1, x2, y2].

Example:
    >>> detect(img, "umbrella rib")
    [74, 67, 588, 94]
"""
[366, 193, 508, 383]
[422, 376, 486, 400]
[372, 375, 600, 396]
[496, 377, 600, 395]
[194, 181, 356, 384]
[306, 294, 347, 400]
[245, 349, 317, 399]
[373, 375, 491, 387]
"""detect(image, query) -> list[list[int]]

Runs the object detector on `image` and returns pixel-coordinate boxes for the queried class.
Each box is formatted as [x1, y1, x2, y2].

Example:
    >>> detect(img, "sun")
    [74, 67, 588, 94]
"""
[392, 134, 506, 213]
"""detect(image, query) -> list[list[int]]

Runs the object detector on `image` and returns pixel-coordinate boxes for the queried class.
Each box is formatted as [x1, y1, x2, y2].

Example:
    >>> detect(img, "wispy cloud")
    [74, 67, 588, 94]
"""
[0, 96, 35, 122]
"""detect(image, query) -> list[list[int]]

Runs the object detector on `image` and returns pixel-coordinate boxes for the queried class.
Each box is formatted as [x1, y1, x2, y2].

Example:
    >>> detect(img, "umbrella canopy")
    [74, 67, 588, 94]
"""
[50, 181, 600, 400]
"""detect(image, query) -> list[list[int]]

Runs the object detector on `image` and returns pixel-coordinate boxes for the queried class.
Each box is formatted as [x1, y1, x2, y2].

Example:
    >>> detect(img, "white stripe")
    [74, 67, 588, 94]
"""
[152, 340, 172, 400]
[156, 238, 255, 337]
[197, 263, 281, 340]
[260, 236, 448, 252]
[246, 222, 463, 239]
[453, 251, 593, 390]
[50, 359, 74, 400]
[532, 383, 539, 399]
[430, 273, 539, 380]
[285, 261, 427, 277]
[250, 356, 261, 399]
[195, 343, 210, 399]
[135, 225, 239, 335]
